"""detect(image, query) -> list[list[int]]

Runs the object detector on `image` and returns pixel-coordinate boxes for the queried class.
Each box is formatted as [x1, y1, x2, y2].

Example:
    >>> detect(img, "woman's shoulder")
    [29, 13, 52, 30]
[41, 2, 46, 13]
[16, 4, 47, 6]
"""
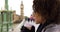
[42, 24, 60, 32]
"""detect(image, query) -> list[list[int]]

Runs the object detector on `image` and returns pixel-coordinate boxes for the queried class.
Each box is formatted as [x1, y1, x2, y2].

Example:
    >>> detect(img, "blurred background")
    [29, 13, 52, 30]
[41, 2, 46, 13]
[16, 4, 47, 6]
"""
[0, 0, 34, 32]
[0, 0, 33, 17]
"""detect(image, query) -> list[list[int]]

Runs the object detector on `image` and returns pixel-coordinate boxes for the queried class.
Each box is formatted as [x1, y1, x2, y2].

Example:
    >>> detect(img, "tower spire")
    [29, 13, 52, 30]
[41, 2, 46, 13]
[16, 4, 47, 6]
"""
[21, 0, 23, 6]
[5, 0, 8, 10]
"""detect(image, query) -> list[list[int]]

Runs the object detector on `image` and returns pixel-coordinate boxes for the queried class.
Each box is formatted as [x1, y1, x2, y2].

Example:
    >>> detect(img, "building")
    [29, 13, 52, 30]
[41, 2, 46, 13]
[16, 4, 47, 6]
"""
[13, 11, 20, 23]
[0, 11, 13, 32]
[0, 0, 14, 32]
[13, 1, 24, 24]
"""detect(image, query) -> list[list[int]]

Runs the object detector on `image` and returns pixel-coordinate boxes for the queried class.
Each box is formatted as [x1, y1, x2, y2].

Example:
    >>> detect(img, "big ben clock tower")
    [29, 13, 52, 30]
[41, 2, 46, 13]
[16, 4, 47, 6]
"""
[20, 1, 24, 20]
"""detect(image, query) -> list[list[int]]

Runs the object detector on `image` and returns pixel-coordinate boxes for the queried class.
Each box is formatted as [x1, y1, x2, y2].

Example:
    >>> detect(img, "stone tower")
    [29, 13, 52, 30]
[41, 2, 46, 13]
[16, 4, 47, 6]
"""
[20, 1, 24, 20]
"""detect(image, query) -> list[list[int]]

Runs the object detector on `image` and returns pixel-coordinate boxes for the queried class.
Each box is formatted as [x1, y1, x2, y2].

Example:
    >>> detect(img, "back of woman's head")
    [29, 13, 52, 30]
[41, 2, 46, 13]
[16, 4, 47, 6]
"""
[33, 0, 60, 24]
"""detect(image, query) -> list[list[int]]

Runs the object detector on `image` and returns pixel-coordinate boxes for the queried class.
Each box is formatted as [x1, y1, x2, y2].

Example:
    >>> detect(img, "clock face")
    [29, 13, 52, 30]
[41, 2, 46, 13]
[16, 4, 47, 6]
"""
[21, 6, 24, 8]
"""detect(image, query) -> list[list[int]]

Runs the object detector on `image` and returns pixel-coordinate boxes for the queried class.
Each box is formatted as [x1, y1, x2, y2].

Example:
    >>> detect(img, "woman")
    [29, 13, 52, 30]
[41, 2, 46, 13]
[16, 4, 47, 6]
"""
[21, 0, 60, 32]
[33, 0, 60, 32]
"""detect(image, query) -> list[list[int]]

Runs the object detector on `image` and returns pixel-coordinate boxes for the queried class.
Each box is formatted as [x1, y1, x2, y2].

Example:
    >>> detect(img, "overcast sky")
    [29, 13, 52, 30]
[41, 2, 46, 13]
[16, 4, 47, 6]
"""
[0, 0, 33, 17]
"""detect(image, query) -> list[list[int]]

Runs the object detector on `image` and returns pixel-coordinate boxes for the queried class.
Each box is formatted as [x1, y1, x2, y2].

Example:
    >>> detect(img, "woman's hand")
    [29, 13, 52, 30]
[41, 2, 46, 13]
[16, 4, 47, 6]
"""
[24, 21, 32, 30]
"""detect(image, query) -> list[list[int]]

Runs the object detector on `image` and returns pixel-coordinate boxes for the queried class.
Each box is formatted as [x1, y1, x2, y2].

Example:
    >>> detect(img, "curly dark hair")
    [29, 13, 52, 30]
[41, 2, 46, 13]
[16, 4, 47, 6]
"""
[33, 0, 60, 24]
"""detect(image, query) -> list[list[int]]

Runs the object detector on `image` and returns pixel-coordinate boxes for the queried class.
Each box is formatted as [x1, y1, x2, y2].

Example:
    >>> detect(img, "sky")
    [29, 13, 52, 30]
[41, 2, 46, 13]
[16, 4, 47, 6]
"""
[0, 0, 33, 17]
